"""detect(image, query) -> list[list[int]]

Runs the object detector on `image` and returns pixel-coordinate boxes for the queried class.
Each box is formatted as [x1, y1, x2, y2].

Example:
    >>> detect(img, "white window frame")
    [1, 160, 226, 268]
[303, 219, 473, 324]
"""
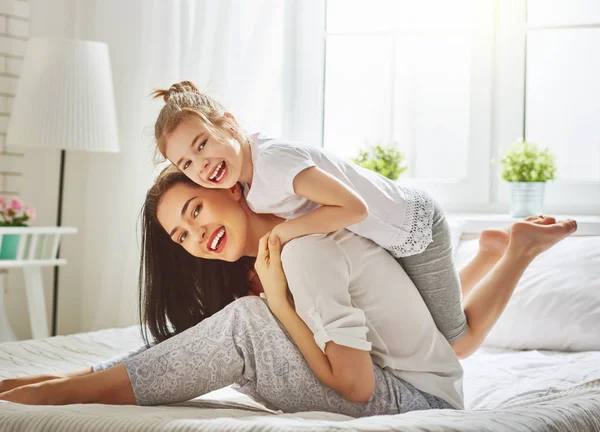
[292, 0, 600, 215]
[493, 0, 600, 215]
[399, 0, 495, 209]
[315, 1, 495, 209]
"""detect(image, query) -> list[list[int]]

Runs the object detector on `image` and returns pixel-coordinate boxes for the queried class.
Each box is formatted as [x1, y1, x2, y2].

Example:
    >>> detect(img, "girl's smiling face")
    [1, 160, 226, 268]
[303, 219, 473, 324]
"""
[156, 181, 249, 262]
[165, 116, 244, 190]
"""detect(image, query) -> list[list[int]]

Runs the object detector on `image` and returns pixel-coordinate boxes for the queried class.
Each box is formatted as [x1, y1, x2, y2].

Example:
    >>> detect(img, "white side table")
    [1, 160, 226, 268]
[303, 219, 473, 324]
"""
[0, 227, 77, 341]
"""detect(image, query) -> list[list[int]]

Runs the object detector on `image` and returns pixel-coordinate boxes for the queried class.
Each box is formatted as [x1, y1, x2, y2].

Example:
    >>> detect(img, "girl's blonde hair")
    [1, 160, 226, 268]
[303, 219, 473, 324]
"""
[151, 81, 247, 162]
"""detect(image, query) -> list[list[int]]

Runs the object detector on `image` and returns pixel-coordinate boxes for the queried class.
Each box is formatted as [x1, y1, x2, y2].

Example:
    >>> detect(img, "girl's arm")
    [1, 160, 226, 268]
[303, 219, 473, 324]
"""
[270, 167, 368, 245]
[255, 233, 375, 402]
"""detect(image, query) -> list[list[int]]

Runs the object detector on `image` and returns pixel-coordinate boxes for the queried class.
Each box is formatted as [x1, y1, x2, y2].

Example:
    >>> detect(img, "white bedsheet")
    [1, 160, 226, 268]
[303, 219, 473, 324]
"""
[1, 325, 599, 431]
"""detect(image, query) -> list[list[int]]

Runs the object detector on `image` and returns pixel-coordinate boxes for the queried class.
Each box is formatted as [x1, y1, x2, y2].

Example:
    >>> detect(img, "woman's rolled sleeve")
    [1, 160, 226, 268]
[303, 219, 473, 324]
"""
[307, 307, 371, 353]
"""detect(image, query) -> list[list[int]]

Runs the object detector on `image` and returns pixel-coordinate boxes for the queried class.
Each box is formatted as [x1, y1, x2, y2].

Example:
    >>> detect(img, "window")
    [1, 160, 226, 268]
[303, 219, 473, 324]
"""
[322, 0, 494, 206]
[521, 0, 600, 213]
[297, 0, 599, 214]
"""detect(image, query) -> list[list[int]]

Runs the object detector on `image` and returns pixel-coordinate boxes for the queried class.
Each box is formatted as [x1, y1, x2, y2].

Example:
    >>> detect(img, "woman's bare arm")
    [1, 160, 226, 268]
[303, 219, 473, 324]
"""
[270, 301, 374, 402]
[256, 233, 375, 403]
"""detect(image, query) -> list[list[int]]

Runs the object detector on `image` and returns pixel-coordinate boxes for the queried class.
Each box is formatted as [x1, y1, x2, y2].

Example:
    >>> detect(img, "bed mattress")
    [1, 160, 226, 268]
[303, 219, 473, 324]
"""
[1, 325, 599, 431]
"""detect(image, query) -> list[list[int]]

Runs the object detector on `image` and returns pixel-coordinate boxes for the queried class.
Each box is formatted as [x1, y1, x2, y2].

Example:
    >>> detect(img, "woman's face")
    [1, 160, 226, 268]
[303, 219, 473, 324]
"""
[156, 181, 248, 262]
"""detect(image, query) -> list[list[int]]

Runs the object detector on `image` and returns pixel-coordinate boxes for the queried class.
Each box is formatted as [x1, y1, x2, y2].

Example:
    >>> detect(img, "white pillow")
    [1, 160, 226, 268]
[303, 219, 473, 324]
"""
[454, 235, 600, 351]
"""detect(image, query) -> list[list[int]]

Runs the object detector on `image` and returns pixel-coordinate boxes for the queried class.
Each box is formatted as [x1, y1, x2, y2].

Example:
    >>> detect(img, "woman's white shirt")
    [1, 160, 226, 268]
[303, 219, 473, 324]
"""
[280, 230, 464, 410]
[244, 134, 435, 257]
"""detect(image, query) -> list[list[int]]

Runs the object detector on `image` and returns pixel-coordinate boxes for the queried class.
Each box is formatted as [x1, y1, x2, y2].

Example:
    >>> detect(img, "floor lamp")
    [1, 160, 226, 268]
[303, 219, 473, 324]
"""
[6, 38, 120, 336]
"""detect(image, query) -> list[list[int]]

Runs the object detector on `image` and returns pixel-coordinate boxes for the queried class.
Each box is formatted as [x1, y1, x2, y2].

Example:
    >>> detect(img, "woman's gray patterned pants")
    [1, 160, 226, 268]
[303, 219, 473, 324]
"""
[100, 297, 452, 417]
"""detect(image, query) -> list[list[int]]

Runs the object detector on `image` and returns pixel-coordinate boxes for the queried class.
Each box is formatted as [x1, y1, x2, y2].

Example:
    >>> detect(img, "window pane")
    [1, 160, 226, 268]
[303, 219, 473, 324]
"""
[526, 29, 600, 181]
[394, 34, 471, 179]
[327, 0, 474, 33]
[528, 0, 600, 26]
[327, 0, 399, 33]
[323, 35, 392, 160]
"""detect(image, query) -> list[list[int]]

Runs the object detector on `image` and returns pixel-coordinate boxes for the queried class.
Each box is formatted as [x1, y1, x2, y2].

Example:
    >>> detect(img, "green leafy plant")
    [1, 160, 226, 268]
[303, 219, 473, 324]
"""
[352, 141, 407, 180]
[499, 139, 557, 182]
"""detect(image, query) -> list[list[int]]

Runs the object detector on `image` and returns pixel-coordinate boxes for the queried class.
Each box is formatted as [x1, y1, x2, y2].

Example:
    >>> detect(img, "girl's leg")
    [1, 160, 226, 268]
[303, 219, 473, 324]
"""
[457, 216, 542, 298]
[452, 217, 576, 358]
[396, 201, 469, 344]
[457, 228, 510, 298]
[397, 201, 576, 358]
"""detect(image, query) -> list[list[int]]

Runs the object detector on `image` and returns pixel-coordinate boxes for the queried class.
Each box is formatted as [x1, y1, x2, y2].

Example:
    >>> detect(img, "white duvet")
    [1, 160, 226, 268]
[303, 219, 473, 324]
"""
[1, 325, 599, 431]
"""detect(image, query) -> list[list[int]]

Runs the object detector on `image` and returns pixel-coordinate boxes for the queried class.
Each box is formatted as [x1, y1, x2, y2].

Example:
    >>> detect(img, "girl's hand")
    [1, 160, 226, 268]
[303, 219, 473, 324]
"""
[254, 232, 291, 313]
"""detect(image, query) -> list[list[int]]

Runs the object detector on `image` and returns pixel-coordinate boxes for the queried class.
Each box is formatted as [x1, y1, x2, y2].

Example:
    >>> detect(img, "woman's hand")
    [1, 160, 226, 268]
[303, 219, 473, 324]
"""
[254, 232, 291, 313]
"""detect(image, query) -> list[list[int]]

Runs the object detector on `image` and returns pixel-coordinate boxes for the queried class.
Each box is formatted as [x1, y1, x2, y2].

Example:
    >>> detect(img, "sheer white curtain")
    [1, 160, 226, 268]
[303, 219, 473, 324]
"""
[26, 0, 299, 333]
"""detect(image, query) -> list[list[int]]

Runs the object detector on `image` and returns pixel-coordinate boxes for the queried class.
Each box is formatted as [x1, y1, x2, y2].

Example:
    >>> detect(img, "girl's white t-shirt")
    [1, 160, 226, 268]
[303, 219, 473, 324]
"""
[244, 133, 435, 257]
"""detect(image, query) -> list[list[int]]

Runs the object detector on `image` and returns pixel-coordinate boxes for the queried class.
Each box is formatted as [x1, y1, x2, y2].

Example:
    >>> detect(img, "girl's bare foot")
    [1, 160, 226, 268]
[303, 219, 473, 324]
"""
[479, 228, 510, 257]
[478, 215, 554, 257]
[509, 217, 577, 257]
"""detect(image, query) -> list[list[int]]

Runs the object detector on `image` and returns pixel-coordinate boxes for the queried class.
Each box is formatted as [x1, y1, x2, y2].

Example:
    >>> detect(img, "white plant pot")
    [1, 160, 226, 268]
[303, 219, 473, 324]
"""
[509, 182, 545, 217]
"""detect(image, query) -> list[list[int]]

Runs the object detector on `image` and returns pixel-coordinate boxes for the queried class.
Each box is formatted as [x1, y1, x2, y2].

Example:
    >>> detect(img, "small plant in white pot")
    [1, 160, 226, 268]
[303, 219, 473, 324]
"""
[499, 139, 557, 217]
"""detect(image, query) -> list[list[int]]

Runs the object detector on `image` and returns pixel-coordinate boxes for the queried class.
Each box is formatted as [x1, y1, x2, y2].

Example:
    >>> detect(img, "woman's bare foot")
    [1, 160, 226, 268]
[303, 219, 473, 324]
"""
[478, 216, 554, 257]
[508, 217, 577, 257]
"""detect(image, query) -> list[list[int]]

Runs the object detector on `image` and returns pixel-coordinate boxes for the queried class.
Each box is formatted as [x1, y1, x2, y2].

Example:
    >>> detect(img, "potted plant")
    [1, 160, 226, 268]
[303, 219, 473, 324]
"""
[0, 197, 36, 260]
[498, 139, 557, 217]
[352, 141, 408, 180]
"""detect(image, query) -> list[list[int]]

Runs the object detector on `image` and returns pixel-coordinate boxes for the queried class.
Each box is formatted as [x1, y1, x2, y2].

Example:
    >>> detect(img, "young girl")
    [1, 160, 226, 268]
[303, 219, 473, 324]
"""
[151, 81, 490, 357]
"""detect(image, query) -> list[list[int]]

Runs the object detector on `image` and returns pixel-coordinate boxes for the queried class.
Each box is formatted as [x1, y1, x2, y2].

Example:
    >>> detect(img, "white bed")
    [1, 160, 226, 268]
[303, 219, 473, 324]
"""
[0, 325, 599, 431]
[1, 224, 599, 431]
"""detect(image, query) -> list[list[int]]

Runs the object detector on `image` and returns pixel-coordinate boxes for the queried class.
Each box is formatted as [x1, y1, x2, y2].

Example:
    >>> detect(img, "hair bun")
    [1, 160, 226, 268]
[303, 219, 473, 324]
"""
[152, 80, 200, 103]
[169, 81, 199, 96]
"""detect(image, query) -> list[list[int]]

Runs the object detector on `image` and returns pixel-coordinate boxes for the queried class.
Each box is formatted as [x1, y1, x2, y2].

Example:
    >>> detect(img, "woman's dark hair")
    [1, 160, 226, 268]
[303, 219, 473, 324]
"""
[139, 166, 253, 345]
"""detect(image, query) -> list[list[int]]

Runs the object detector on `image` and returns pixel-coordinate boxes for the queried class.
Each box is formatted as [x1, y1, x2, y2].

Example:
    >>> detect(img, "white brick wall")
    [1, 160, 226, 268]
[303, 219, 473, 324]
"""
[7, 17, 28, 39]
[0, 0, 28, 194]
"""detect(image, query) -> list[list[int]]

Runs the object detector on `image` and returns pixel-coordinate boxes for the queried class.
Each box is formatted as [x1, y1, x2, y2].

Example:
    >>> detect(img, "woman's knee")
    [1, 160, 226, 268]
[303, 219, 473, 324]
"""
[227, 296, 268, 314]
[216, 296, 276, 333]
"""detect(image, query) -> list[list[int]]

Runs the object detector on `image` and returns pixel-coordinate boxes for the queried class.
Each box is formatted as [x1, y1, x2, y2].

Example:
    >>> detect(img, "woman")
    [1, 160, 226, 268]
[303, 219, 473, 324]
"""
[0, 168, 577, 416]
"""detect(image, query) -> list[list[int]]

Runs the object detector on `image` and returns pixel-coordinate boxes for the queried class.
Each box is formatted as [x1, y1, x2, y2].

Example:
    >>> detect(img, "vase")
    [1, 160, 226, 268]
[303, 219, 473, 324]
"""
[0, 234, 20, 260]
[509, 182, 545, 218]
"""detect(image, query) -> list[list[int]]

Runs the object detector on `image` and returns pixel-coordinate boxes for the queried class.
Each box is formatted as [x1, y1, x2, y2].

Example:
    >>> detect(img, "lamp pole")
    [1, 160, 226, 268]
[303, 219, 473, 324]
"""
[51, 150, 66, 337]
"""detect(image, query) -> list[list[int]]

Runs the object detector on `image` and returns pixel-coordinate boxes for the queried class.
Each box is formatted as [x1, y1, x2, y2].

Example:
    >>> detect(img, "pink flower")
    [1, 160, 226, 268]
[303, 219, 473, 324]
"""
[0, 196, 6, 211]
[25, 205, 35, 221]
[10, 197, 23, 212]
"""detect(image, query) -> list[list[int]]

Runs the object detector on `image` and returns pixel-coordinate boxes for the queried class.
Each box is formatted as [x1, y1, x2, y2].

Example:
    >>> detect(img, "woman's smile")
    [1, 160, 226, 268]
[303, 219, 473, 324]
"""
[208, 226, 227, 253]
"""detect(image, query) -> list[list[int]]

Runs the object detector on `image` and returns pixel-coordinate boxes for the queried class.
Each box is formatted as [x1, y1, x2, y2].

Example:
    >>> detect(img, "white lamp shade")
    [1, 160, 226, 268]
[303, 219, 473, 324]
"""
[6, 38, 119, 153]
